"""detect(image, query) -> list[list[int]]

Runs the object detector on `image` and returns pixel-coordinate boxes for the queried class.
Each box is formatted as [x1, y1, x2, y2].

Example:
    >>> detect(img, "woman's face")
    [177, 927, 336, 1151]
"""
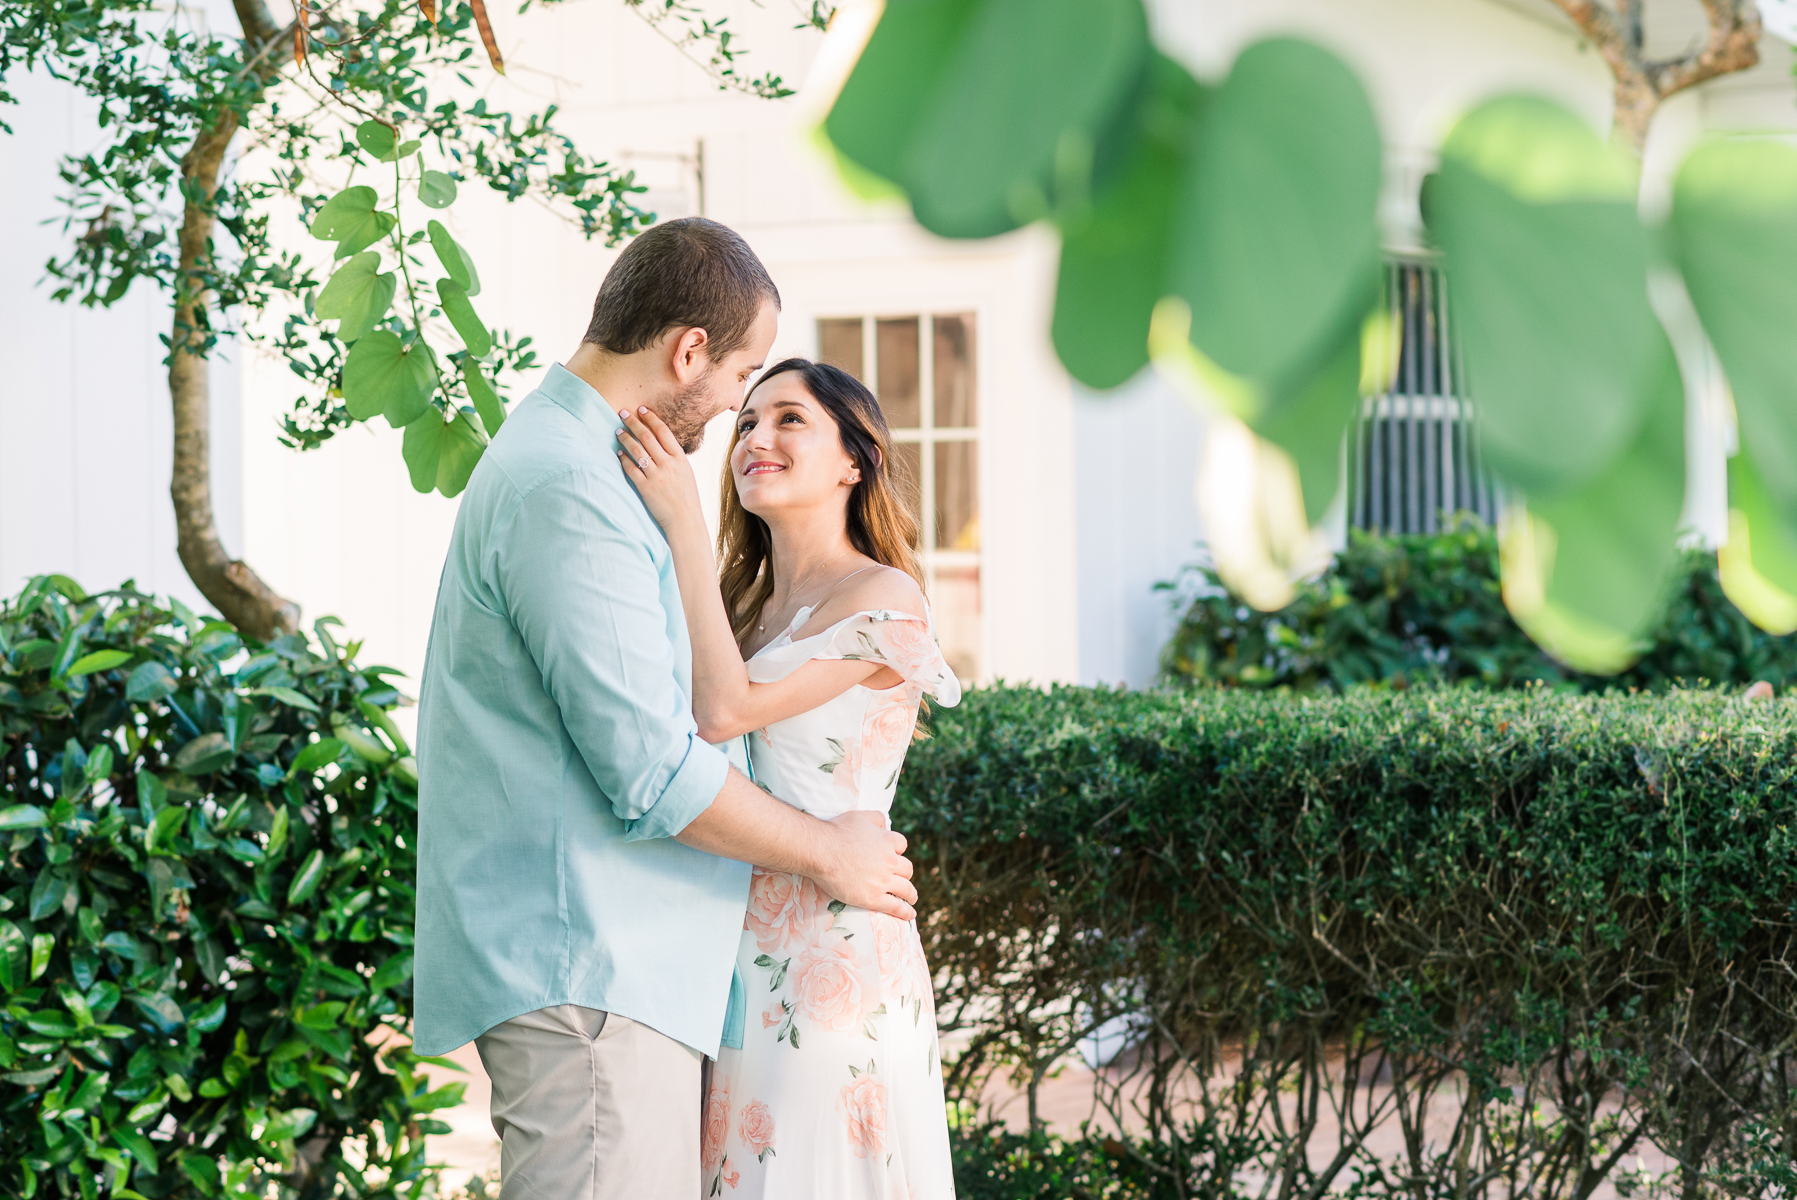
[730, 372, 859, 520]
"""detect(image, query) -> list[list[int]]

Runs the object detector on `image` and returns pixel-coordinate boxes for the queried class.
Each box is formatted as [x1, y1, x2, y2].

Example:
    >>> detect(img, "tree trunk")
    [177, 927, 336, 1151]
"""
[170, 112, 301, 641]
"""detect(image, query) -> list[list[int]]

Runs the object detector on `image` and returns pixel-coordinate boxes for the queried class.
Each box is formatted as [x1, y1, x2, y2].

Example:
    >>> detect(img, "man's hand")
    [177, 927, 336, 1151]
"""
[813, 810, 917, 921]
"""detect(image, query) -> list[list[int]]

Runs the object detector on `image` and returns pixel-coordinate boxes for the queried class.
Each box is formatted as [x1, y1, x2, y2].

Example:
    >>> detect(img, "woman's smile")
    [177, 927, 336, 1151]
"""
[743, 460, 786, 476]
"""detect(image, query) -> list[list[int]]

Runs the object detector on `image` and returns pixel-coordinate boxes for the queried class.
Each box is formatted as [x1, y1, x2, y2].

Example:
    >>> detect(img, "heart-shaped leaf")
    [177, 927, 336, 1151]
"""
[353, 121, 417, 163]
[315, 252, 396, 344]
[827, 0, 1149, 238]
[403, 409, 487, 497]
[1426, 96, 1655, 497]
[309, 187, 398, 259]
[343, 331, 438, 428]
[1169, 38, 1381, 406]
[1673, 139, 1797, 527]
[1052, 54, 1205, 390]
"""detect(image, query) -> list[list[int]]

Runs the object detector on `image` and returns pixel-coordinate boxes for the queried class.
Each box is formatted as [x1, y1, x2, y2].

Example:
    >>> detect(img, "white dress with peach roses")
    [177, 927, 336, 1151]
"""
[703, 608, 962, 1200]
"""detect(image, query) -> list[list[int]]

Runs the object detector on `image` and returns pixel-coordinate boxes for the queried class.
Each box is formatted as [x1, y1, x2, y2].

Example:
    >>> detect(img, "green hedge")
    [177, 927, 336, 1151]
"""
[0, 578, 456, 1200]
[1160, 518, 1797, 692]
[897, 684, 1797, 1197]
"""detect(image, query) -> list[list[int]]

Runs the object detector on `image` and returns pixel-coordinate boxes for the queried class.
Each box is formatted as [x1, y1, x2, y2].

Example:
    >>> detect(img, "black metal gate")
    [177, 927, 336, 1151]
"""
[1348, 258, 1501, 534]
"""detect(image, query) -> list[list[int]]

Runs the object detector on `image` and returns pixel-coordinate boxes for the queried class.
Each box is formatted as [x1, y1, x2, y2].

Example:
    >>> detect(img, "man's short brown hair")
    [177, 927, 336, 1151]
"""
[583, 217, 780, 361]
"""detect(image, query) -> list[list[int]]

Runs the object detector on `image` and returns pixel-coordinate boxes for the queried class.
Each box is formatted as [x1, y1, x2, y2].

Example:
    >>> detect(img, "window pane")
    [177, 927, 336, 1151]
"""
[817, 318, 864, 381]
[891, 441, 923, 531]
[934, 440, 978, 551]
[932, 563, 981, 684]
[933, 313, 976, 428]
[876, 317, 921, 428]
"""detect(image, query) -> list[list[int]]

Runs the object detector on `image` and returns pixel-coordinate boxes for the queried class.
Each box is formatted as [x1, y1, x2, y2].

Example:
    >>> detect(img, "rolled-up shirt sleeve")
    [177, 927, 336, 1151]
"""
[497, 468, 727, 841]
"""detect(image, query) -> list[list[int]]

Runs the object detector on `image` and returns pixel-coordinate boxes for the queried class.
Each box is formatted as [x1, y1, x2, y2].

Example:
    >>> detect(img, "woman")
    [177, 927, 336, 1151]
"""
[616, 358, 959, 1200]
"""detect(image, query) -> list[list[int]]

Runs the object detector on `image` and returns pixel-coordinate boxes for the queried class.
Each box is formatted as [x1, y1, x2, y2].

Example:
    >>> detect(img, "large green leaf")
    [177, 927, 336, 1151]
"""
[463, 358, 506, 434]
[402, 409, 486, 497]
[1672, 140, 1797, 527]
[827, 0, 1150, 238]
[1426, 96, 1656, 497]
[1718, 453, 1797, 634]
[1256, 318, 1365, 524]
[1168, 38, 1381, 402]
[309, 188, 397, 260]
[1503, 341, 1686, 672]
[315, 253, 396, 344]
[437, 279, 492, 357]
[428, 220, 480, 296]
[343, 332, 438, 428]
[1052, 55, 1205, 390]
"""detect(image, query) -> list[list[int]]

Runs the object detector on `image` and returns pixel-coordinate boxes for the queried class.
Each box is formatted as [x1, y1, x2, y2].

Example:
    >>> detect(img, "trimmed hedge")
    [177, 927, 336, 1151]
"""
[0, 579, 454, 1200]
[898, 684, 1797, 1197]
[1160, 518, 1797, 693]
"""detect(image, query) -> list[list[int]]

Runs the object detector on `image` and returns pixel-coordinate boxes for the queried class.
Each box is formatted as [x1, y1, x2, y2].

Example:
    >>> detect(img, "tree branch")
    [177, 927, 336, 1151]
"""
[1543, 0, 1760, 156]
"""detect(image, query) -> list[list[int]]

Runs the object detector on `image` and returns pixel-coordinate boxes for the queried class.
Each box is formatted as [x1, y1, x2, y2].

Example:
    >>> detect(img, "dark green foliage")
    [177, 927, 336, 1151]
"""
[0, 577, 455, 1199]
[899, 684, 1797, 1196]
[1160, 517, 1797, 692]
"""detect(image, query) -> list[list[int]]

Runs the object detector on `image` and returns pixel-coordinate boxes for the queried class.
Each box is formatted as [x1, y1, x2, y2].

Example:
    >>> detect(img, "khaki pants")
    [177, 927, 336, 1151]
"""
[475, 1005, 702, 1200]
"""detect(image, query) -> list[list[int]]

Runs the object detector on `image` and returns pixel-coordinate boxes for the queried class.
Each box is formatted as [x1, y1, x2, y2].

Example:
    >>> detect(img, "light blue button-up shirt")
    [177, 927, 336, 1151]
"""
[412, 364, 751, 1056]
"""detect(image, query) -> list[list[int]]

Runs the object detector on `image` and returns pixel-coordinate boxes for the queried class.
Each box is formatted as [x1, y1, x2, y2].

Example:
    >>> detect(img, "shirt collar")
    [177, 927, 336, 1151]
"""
[539, 362, 621, 435]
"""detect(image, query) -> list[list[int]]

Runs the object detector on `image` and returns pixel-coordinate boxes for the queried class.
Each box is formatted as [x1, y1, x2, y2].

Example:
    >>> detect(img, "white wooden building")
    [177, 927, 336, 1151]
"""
[4, 0, 1794, 698]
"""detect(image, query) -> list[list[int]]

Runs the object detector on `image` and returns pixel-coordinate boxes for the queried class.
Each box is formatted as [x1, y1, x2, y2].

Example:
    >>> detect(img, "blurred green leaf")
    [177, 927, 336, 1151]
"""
[343, 331, 438, 428]
[65, 649, 131, 677]
[0, 804, 47, 831]
[172, 731, 233, 776]
[419, 169, 458, 208]
[315, 252, 397, 344]
[1052, 54, 1204, 390]
[1427, 96, 1656, 496]
[1506, 344, 1686, 672]
[1673, 140, 1797, 529]
[370, 950, 414, 993]
[289, 737, 346, 776]
[125, 661, 177, 702]
[828, 0, 1148, 237]
[1719, 454, 1797, 635]
[1255, 319, 1365, 524]
[1169, 38, 1381, 402]
[355, 120, 397, 160]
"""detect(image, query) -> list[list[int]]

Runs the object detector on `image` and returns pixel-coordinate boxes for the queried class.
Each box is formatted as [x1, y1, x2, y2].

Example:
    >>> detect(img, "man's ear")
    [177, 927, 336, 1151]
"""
[670, 326, 711, 383]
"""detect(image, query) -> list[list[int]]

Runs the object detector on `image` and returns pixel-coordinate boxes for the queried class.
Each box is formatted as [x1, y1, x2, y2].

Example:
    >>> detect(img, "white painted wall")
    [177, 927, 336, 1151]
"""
[0, 68, 241, 613]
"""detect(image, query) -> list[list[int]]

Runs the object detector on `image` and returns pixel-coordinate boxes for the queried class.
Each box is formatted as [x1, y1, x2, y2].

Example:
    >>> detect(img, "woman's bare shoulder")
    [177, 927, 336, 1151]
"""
[822, 563, 926, 624]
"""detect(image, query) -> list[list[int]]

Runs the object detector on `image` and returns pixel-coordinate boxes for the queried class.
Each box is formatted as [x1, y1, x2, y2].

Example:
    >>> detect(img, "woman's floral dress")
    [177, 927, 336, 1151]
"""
[702, 608, 962, 1200]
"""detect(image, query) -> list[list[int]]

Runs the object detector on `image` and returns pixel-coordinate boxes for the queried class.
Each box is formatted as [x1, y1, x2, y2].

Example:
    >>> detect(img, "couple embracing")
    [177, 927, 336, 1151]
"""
[411, 217, 959, 1200]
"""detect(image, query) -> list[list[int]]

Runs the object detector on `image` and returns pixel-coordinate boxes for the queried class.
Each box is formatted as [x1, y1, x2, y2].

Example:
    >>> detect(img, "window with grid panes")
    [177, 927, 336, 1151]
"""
[817, 314, 980, 683]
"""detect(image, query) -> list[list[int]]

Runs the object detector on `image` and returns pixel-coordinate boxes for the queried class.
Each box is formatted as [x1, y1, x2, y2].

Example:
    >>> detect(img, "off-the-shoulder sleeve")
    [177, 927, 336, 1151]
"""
[750, 609, 962, 706]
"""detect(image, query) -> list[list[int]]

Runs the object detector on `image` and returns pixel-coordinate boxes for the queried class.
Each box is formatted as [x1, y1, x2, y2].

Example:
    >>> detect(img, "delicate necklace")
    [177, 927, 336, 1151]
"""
[757, 559, 864, 634]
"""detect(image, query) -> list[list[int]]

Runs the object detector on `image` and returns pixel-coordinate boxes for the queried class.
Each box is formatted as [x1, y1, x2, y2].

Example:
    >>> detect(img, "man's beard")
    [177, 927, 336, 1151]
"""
[661, 369, 716, 453]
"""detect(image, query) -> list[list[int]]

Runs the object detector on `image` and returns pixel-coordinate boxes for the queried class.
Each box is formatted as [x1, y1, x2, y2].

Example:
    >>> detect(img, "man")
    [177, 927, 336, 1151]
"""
[413, 218, 917, 1199]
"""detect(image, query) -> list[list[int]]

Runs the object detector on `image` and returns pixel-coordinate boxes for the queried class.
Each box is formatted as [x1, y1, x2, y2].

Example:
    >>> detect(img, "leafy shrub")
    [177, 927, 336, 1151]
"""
[898, 684, 1797, 1197]
[0, 578, 460, 1200]
[1160, 517, 1797, 692]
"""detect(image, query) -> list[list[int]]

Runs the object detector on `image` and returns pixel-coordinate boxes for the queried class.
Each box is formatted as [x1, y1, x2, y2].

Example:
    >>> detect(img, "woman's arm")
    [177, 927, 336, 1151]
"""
[616, 408, 901, 741]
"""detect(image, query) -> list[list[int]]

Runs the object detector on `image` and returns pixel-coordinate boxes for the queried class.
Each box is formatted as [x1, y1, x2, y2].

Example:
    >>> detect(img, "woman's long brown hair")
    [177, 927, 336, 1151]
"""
[717, 358, 925, 645]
